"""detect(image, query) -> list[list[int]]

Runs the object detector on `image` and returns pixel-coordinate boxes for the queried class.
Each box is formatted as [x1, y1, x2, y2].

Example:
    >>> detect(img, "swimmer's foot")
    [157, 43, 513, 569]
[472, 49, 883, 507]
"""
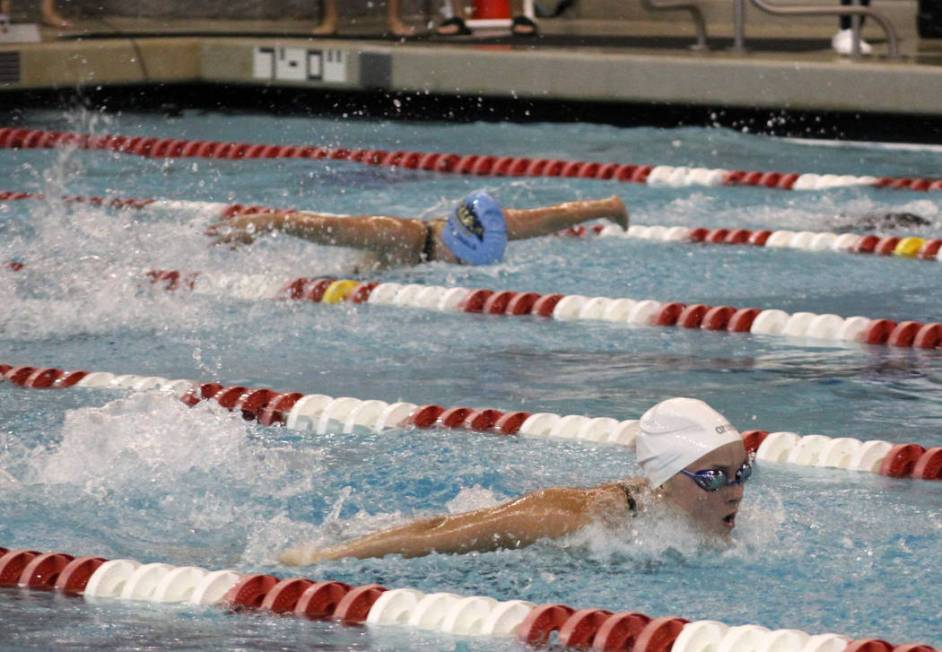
[511, 15, 539, 37]
[435, 16, 472, 36]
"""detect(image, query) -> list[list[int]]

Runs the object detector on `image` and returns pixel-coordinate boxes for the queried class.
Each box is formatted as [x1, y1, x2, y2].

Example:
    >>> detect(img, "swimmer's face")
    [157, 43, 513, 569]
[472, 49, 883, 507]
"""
[660, 440, 747, 537]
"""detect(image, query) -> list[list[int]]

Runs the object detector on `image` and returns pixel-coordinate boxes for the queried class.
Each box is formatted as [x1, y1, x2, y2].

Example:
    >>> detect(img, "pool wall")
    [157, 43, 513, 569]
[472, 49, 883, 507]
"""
[2, 36, 942, 124]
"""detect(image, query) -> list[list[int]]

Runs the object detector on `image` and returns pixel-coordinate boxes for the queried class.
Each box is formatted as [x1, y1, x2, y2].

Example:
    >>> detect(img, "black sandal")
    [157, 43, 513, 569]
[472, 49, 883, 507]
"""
[511, 15, 539, 37]
[436, 16, 473, 36]
[535, 0, 575, 18]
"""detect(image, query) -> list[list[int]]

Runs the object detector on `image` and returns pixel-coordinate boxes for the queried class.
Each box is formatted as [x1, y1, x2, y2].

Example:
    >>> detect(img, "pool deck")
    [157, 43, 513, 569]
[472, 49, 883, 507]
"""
[1, 15, 942, 118]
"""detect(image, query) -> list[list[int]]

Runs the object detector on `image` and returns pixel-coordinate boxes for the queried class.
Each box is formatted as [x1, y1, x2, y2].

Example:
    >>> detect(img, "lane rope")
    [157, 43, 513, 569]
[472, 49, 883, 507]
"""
[4, 261, 942, 350]
[6, 262, 941, 351]
[562, 224, 942, 264]
[0, 544, 936, 651]
[0, 191, 942, 272]
[141, 269, 942, 351]
[2, 362, 939, 481]
[1, 127, 940, 193]
[3, 190, 940, 266]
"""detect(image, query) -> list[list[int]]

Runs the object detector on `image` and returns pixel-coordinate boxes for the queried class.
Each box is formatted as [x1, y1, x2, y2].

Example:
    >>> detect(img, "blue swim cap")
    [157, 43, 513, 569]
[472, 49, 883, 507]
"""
[440, 191, 507, 266]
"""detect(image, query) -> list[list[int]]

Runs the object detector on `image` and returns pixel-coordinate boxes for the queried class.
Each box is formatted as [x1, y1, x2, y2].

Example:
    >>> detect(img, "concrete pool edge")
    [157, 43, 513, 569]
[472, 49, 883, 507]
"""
[1, 35, 942, 132]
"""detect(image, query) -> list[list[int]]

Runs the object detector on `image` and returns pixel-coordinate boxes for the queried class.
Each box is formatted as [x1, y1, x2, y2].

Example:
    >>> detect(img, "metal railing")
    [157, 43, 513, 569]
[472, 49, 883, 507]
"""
[733, 0, 900, 57]
[640, 0, 710, 49]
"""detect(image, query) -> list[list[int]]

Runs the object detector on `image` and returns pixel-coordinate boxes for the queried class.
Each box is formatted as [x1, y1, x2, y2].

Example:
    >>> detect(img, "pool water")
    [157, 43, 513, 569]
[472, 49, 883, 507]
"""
[0, 110, 940, 650]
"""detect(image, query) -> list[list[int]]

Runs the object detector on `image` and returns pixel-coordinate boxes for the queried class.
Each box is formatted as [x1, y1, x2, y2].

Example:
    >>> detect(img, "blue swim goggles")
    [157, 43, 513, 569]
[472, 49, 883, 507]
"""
[680, 461, 752, 492]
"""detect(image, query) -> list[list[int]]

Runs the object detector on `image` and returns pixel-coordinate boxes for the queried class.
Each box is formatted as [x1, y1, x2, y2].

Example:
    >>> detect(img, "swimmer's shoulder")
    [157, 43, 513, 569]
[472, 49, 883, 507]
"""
[588, 478, 647, 519]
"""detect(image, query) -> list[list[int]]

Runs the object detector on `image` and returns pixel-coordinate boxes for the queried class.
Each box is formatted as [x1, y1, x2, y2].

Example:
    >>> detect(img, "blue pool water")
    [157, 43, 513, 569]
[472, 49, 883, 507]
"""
[0, 110, 940, 650]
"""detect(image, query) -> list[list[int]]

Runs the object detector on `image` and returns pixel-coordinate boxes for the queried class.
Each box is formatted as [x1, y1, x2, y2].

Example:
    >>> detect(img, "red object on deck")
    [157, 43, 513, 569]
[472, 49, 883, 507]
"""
[473, 0, 512, 19]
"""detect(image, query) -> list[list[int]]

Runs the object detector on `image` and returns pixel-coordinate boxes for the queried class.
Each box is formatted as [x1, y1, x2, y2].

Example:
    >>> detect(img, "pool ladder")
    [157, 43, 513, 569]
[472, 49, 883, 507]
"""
[640, 0, 899, 57]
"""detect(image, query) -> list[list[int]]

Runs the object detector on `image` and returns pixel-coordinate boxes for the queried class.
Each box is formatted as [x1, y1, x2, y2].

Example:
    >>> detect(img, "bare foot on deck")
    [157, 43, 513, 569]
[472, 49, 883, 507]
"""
[387, 17, 415, 37]
[41, 1, 71, 28]
[312, 18, 337, 35]
[41, 11, 71, 28]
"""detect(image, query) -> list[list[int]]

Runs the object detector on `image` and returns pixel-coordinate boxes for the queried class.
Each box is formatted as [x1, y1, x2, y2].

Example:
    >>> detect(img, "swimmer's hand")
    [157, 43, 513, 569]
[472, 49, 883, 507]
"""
[606, 196, 629, 231]
[205, 215, 266, 247]
[278, 545, 326, 566]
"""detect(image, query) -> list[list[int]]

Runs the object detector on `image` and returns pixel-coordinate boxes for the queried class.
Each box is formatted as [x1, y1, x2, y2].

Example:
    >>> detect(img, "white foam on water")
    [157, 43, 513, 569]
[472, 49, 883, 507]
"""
[557, 485, 785, 565]
[0, 194, 370, 341]
[252, 485, 505, 568]
[0, 127, 392, 341]
[248, 490, 416, 568]
[29, 391, 326, 557]
[446, 485, 503, 513]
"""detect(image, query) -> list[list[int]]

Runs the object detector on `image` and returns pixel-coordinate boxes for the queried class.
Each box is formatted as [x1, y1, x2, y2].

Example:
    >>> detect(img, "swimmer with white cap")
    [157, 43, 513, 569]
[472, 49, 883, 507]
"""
[208, 192, 628, 270]
[279, 398, 750, 565]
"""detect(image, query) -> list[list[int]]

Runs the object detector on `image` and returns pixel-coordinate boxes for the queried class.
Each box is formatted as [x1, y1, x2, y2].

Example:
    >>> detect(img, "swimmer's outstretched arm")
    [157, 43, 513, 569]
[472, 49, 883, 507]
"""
[279, 483, 634, 565]
[209, 211, 429, 264]
[504, 196, 629, 240]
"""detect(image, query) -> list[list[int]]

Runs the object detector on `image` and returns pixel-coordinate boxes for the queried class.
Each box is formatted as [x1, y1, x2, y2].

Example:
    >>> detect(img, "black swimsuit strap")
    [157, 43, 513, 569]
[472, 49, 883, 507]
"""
[620, 483, 638, 514]
[421, 223, 437, 262]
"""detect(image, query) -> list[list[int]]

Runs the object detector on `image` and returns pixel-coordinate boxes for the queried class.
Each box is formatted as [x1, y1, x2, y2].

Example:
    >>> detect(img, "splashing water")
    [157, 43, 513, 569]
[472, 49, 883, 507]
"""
[24, 391, 325, 564]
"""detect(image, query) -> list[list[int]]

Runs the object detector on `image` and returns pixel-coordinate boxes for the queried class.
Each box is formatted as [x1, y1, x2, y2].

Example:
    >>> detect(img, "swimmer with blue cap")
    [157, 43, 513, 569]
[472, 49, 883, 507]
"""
[279, 398, 750, 565]
[209, 192, 628, 269]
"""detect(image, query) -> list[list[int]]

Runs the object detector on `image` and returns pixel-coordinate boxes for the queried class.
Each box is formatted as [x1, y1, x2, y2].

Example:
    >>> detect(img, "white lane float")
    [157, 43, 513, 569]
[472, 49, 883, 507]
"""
[84, 559, 141, 598]
[285, 393, 332, 431]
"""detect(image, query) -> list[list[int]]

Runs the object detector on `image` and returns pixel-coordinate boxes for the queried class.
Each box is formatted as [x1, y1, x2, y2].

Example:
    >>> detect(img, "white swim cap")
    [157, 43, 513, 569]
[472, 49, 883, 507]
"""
[636, 398, 742, 488]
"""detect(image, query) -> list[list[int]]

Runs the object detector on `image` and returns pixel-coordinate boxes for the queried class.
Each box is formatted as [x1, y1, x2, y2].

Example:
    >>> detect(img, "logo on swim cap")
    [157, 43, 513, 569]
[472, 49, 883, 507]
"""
[454, 203, 486, 240]
[441, 191, 507, 266]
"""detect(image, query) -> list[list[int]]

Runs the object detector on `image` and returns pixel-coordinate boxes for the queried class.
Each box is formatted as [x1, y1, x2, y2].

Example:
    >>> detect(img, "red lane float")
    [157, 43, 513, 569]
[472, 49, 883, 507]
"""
[261, 578, 315, 613]
[18, 552, 75, 589]
[879, 444, 927, 478]
[54, 556, 106, 594]
[845, 641, 894, 652]
[334, 584, 387, 624]
[1, 128, 939, 193]
[592, 611, 652, 652]
[634, 617, 690, 652]
[295, 581, 352, 619]
[225, 574, 280, 609]
[558, 608, 613, 648]
[0, 549, 40, 586]
[911, 447, 942, 480]
[742, 430, 770, 455]
[517, 604, 576, 646]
